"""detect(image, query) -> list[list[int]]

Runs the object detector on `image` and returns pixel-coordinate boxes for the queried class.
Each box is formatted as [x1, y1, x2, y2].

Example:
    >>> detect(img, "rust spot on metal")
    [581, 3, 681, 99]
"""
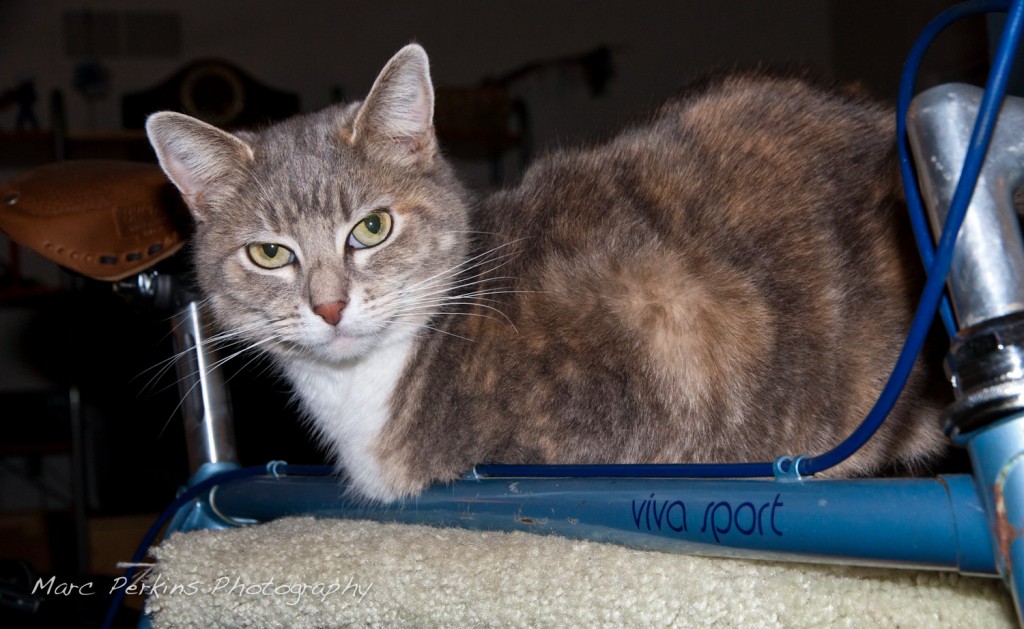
[994, 478, 1021, 572]
[517, 517, 533, 525]
[992, 452, 1024, 572]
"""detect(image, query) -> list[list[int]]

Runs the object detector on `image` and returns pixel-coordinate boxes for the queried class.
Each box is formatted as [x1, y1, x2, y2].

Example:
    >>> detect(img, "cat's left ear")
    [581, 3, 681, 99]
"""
[352, 44, 437, 166]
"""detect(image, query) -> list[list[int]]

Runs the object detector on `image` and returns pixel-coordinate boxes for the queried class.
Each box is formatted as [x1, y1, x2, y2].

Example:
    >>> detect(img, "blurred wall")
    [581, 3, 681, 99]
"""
[2, 1, 988, 147]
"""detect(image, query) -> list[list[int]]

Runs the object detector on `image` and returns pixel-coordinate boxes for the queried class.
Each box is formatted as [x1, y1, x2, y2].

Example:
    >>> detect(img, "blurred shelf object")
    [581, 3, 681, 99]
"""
[0, 129, 153, 168]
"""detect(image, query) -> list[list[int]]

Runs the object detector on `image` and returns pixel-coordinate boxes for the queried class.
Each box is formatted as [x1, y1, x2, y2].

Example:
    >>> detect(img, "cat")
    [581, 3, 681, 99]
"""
[145, 44, 948, 502]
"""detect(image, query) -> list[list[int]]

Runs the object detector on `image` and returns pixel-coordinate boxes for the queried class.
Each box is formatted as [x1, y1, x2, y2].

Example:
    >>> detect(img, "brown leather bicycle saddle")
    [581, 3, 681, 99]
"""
[0, 160, 190, 281]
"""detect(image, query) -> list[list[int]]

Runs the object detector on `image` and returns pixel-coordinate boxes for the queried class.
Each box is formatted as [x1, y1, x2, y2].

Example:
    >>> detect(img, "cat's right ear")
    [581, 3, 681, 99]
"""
[145, 112, 254, 220]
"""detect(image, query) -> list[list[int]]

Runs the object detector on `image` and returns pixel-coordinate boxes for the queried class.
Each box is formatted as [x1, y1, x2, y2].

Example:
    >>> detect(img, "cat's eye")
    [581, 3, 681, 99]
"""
[246, 242, 296, 269]
[348, 210, 393, 249]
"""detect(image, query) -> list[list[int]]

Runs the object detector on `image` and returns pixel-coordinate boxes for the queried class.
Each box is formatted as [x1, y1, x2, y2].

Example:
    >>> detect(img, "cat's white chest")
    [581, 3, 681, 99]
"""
[282, 336, 414, 499]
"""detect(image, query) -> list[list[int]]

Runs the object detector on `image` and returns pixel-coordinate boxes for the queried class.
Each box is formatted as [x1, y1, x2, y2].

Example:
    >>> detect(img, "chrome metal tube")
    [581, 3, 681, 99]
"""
[170, 301, 237, 472]
[907, 83, 1024, 329]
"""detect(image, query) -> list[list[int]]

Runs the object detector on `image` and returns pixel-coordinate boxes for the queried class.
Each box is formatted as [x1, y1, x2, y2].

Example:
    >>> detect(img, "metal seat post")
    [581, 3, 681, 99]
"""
[169, 297, 238, 474]
[116, 271, 239, 484]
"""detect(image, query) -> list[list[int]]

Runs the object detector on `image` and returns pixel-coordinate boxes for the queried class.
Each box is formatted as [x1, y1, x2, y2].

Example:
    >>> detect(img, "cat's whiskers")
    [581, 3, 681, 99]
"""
[166, 332, 284, 396]
[394, 287, 522, 304]
[391, 302, 517, 331]
[134, 325, 261, 394]
[397, 254, 520, 300]
[392, 275, 519, 307]
[158, 333, 285, 437]
[379, 273, 540, 338]
[382, 251, 524, 308]
[364, 245, 520, 319]
[387, 319, 473, 342]
[386, 259, 535, 336]
[136, 317, 291, 396]
[389, 255, 528, 327]
[202, 334, 284, 378]
[398, 243, 514, 294]
[391, 309, 508, 331]
[390, 287, 521, 311]
[390, 285, 526, 323]
[398, 238, 527, 296]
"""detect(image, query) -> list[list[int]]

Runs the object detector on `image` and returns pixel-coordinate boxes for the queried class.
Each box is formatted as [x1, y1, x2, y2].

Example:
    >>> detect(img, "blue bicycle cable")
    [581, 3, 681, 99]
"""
[897, 0, 1015, 337]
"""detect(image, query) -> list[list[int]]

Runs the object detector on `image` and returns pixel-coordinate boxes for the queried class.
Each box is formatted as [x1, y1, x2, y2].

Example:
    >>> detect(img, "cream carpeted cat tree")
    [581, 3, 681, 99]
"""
[144, 516, 1015, 628]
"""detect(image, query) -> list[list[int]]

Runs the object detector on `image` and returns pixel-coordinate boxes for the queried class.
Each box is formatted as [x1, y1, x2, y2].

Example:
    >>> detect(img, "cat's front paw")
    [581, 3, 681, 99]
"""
[342, 462, 433, 504]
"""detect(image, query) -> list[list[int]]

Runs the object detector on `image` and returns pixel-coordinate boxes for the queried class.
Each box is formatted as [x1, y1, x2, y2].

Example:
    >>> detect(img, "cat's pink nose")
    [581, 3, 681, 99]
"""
[313, 301, 347, 326]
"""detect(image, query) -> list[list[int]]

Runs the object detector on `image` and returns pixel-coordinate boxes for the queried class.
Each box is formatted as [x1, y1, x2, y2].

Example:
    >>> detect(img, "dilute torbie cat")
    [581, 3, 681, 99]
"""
[146, 44, 947, 501]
